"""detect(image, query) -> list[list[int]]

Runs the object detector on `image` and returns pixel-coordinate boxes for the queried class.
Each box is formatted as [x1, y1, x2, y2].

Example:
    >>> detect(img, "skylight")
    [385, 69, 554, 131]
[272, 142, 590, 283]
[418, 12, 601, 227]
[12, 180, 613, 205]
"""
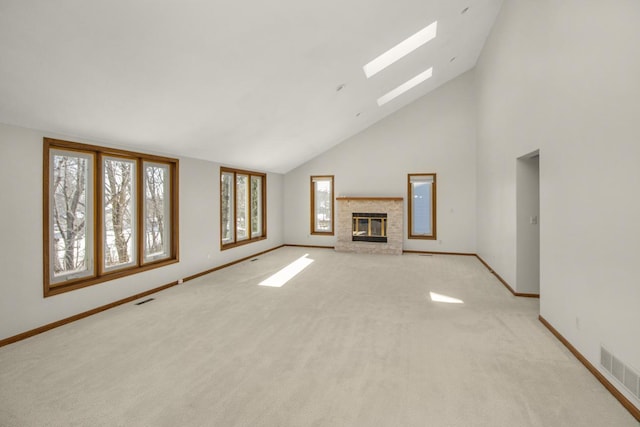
[377, 67, 433, 106]
[363, 21, 438, 78]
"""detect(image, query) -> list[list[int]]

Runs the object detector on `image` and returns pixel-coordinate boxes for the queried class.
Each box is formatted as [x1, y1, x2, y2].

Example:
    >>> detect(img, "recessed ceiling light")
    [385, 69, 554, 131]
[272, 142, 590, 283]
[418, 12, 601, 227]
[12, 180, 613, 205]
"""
[461, 7, 469, 14]
[363, 21, 438, 79]
[377, 67, 433, 106]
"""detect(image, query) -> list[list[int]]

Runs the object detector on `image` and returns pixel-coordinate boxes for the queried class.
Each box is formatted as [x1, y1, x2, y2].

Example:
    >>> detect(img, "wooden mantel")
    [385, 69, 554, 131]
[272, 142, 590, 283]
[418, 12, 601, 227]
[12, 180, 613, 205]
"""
[336, 197, 403, 201]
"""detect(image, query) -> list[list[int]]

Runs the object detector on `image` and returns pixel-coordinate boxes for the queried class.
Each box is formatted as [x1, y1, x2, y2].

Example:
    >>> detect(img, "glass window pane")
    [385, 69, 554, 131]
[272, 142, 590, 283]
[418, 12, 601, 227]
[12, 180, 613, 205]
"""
[412, 182, 432, 235]
[236, 174, 249, 241]
[411, 178, 433, 236]
[144, 162, 171, 261]
[103, 157, 136, 270]
[313, 177, 332, 233]
[221, 172, 234, 244]
[50, 150, 94, 282]
[251, 176, 262, 238]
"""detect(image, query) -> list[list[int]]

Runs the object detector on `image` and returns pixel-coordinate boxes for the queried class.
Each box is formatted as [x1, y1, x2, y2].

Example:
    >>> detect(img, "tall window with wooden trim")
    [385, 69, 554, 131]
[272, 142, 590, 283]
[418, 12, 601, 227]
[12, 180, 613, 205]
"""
[143, 162, 172, 262]
[310, 175, 334, 235]
[44, 138, 179, 297]
[408, 173, 436, 239]
[220, 167, 266, 249]
[49, 148, 96, 283]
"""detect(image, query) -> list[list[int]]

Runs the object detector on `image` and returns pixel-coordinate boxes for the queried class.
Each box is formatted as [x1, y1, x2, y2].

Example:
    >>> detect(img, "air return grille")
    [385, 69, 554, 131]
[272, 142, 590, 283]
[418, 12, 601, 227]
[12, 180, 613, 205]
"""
[601, 346, 640, 400]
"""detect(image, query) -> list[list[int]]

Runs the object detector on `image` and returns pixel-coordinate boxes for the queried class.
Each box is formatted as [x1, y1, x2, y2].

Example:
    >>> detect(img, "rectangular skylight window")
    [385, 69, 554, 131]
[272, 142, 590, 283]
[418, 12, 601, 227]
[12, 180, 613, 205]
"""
[377, 67, 433, 106]
[363, 21, 437, 78]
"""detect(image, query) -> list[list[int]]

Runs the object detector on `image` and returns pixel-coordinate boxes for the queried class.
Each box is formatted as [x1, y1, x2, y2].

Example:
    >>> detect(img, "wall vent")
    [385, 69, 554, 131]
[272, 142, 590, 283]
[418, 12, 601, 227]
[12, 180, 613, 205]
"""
[601, 345, 640, 400]
[623, 367, 639, 397]
[601, 347, 612, 372]
[134, 298, 155, 306]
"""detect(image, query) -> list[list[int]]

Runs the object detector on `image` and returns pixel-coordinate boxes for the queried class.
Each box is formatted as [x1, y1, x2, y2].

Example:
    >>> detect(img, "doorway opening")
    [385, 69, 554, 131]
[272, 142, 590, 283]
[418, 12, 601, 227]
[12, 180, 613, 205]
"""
[516, 150, 540, 295]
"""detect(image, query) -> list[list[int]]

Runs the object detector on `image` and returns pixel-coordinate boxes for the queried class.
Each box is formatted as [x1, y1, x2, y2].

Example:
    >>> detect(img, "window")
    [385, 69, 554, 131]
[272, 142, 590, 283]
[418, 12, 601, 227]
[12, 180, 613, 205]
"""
[408, 173, 436, 239]
[103, 156, 136, 271]
[220, 171, 235, 244]
[220, 167, 266, 249]
[250, 175, 263, 238]
[44, 138, 179, 297]
[143, 162, 171, 261]
[49, 149, 95, 282]
[310, 176, 334, 235]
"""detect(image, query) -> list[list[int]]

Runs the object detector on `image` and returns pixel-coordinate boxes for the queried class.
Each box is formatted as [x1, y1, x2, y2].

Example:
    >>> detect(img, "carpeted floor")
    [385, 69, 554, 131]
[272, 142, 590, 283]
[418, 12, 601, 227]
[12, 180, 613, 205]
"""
[0, 247, 637, 426]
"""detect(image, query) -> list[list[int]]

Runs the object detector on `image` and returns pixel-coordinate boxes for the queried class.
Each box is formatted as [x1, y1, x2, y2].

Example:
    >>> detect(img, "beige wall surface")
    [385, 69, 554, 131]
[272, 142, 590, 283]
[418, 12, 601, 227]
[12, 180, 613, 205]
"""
[475, 0, 640, 409]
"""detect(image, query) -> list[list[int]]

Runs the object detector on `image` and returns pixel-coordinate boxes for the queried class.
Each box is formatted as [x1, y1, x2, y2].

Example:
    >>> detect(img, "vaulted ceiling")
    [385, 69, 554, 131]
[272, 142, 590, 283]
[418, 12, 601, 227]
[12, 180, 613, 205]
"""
[0, 0, 503, 173]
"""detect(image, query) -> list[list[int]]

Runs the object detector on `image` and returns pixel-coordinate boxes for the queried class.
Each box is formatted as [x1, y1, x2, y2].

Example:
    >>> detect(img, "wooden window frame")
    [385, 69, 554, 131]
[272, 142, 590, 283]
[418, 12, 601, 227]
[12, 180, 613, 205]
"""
[142, 160, 174, 263]
[310, 175, 334, 236]
[219, 166, 267, 250]
[43, 138, 179, 297]
[407, 173, 437, 240]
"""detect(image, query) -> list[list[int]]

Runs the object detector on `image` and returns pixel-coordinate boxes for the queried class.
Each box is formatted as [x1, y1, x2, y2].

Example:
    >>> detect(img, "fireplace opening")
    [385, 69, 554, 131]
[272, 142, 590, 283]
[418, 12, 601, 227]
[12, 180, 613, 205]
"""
[352, 213, 387, 243]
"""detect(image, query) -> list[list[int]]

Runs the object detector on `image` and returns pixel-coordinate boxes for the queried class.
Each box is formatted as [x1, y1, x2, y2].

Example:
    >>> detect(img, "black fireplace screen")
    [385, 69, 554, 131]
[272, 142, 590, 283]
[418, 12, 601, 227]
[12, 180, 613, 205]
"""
[352, 213, 387, 243]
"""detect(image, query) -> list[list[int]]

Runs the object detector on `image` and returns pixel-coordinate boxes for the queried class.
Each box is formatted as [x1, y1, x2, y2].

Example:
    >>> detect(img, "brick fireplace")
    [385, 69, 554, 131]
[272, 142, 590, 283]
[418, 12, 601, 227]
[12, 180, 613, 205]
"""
[335, 197, 403, 255]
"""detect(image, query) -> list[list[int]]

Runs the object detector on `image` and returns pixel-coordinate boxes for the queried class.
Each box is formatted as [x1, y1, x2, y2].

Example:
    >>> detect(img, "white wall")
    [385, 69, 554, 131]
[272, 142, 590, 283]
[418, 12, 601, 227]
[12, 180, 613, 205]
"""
[476, 0, 640, 408]
[0, 123, 284, 340]
[284, 71, 477, 254]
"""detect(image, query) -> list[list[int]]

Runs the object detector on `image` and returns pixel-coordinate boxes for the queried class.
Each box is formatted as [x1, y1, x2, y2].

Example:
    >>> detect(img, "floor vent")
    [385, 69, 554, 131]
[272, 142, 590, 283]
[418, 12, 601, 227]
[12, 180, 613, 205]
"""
[134, 298, 155, 306]
[601, 346, 640, 400]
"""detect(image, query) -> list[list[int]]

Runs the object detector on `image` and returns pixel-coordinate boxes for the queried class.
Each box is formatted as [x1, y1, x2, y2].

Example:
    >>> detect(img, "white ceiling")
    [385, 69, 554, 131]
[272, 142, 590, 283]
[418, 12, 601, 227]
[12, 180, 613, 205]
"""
[0, 0, 503, 173]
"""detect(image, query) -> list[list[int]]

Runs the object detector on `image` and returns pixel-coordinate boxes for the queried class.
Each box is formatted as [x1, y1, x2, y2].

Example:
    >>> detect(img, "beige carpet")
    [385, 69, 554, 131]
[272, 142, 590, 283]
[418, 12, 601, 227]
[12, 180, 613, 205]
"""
[0, 247, 637, 427]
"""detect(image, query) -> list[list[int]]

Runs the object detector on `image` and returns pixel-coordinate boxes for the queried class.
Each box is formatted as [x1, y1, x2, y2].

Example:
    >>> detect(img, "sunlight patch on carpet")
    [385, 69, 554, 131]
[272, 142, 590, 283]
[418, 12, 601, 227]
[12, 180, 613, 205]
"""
[429, 292, 464, 304]
[258, 254, 314, 288]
